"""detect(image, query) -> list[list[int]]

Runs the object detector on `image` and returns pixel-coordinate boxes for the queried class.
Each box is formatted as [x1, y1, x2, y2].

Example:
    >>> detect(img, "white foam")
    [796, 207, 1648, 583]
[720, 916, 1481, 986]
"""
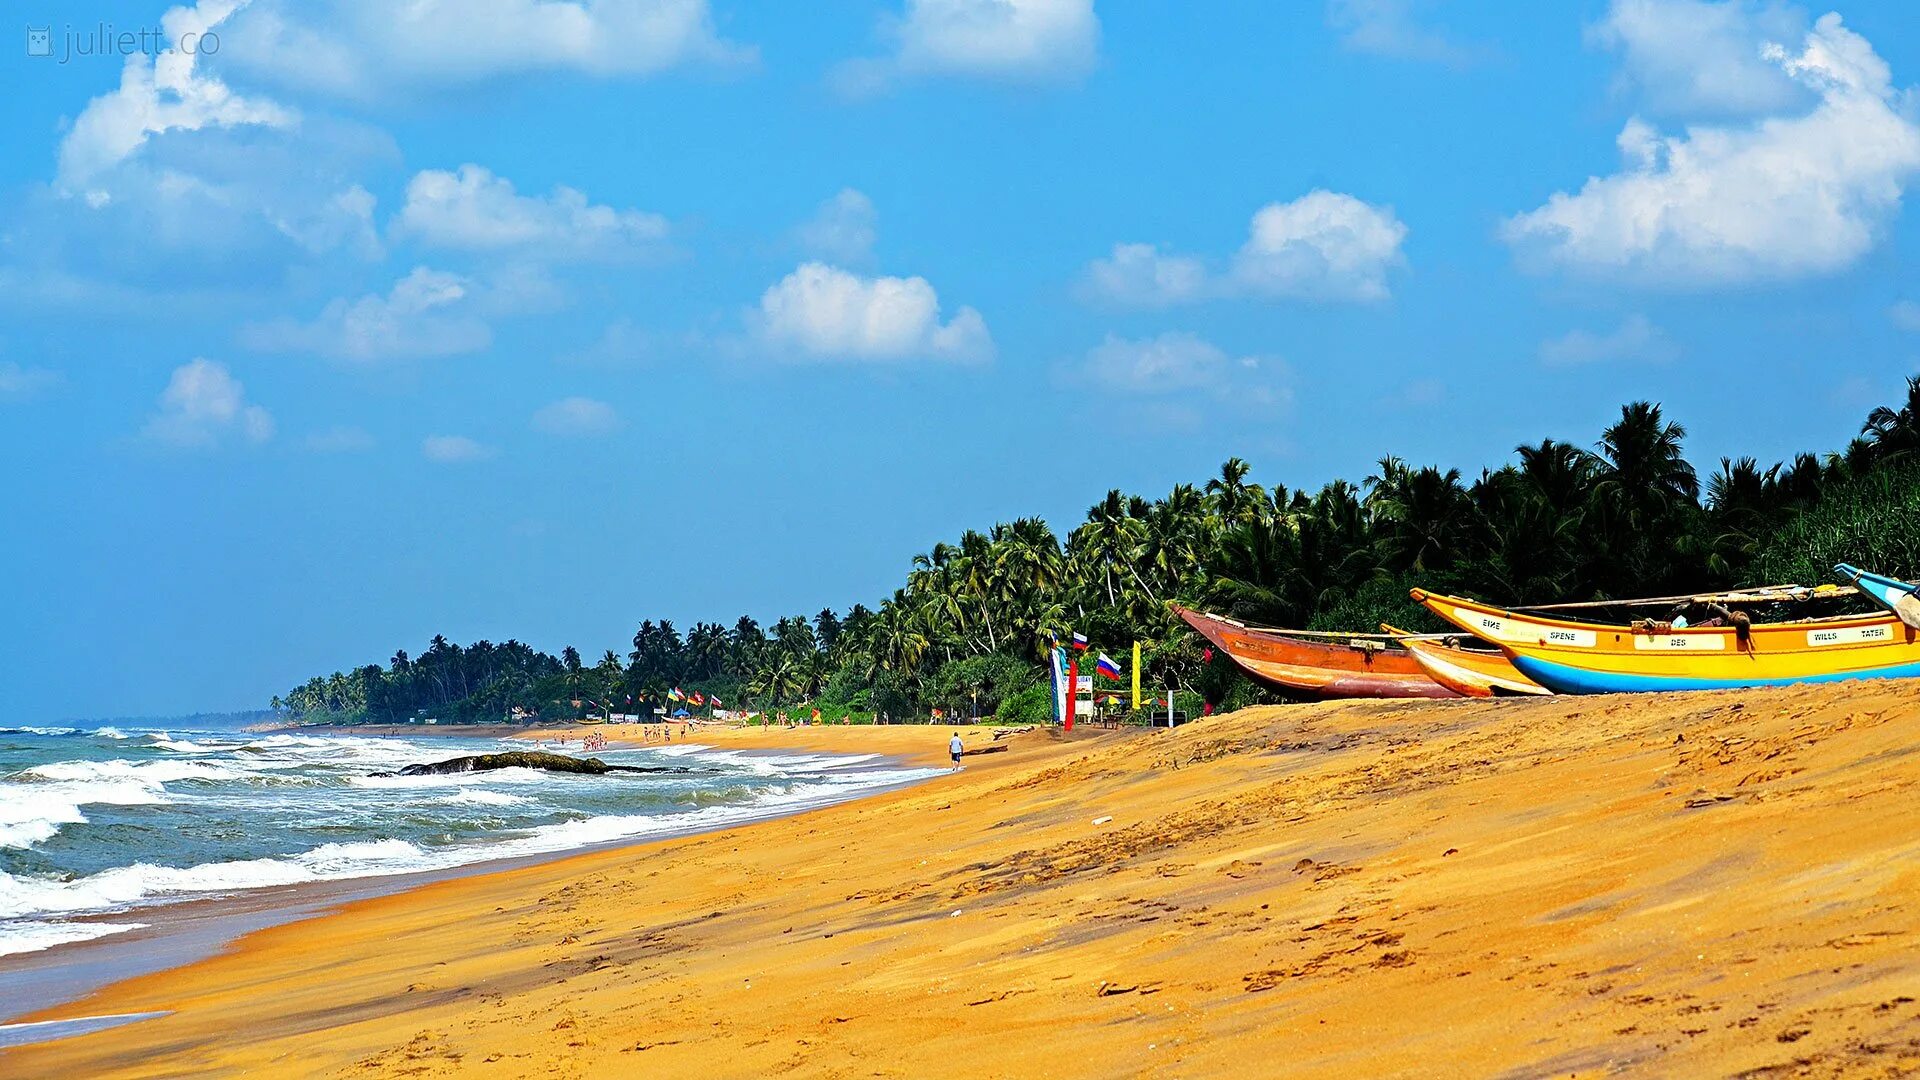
[0, 919, 146, 958]
[0, 779, 171, 850]
[24, 759, 246, 784]
[0, 726, 79, 737]
[0, 764, 940, 921]
[435, 789, 532, 807]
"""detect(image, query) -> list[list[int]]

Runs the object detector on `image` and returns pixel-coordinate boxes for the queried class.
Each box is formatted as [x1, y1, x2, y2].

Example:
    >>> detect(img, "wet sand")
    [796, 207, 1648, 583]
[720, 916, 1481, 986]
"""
[9, 688, 1920, 1077]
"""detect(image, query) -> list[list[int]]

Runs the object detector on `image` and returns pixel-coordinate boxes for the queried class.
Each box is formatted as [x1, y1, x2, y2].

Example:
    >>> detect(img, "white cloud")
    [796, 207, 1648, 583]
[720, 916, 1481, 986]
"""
[795, 189, 878, 264]
[1231, 191, 1409, 300]
[242, 267, 492, 363]
[1590, 0, 1807, 115]
[1504, 13, 1920, 286]
[1082, 191, 1407, 305]
[304, 426, 376, 452]
[393, 165, 668, 259]
[220, 0, 754, 101]
[1079, 243, 1208, 307]
[833, 0, 1098, 95]
[422, 435, 491, 463]
[0, 363, 63, 401]
[1327, 0, 1480, 65]
[1072, 332, 1280, 397]
[142, 358, 274, 447]
[58, 0, 296, 193]
[1538, 314, 1679, 367]
[532, 397, 620, 436]
[1890, 300, 1920, 332]
[755, 262, 992, 363]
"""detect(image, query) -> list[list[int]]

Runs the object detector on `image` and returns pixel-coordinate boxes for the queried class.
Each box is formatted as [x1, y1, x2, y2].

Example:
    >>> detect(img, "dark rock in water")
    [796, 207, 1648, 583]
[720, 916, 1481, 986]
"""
[371, 750, 688, 778]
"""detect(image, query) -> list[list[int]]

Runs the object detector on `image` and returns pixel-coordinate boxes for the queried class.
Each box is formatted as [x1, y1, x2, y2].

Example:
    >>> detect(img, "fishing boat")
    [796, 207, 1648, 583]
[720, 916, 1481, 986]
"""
[1836, 564, 1920, 628]
[1380, 624, 1550, 697]
[1411, 586, 1920, 694]
[1172, 605, 1458, 699]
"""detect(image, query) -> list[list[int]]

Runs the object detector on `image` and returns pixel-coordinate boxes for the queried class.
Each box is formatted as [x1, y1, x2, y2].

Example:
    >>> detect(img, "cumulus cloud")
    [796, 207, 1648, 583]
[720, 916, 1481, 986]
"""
[795, 189, 879, 264]
[393, 165, 669, 259]
[1327, 0, 1481, 65]
[242, 267, 492, 363]
[422, 435, 491, 463]
[755, 262, 992, 363]
[219, 0, 753, 101]
[833, 0, 1099, 95]
[1071, 332, 1282, 398]
[1589, 0, 1807, 115]
[142, 358, 274, 447]
[0, 362, 63, 401]
[1082, 191, 1407, 306]
[532, 396, 620, 436]
[1504, 13, 1920, 286]
[1080, 244, 1208, 307]
[57, 0, 295, 193]
[1538, 314, 1679, 367]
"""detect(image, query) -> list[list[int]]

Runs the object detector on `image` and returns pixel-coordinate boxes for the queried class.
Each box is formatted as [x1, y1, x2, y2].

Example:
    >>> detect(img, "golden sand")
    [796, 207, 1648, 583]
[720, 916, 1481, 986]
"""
[9, 685, 1920, 1077]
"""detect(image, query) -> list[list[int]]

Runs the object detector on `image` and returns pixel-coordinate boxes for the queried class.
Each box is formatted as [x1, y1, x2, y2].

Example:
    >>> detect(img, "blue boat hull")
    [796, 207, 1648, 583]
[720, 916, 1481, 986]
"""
[1511, 653, 1920, 695]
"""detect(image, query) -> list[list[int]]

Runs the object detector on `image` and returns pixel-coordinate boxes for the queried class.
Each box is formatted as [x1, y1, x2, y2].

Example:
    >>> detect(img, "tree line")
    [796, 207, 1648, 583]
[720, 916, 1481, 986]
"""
[276, 381, 1920, 725]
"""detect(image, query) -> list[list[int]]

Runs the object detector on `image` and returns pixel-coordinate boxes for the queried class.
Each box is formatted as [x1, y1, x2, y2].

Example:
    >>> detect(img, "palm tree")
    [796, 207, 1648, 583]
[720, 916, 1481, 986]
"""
[1862, 375, 1920, 464]
[1205, 457, 1267, 530]
[1068, 490, 1147, 607]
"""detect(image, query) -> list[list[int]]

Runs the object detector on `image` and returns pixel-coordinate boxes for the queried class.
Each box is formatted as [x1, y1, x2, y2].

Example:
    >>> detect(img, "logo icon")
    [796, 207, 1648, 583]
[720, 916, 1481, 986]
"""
[26, 25, 51, 56]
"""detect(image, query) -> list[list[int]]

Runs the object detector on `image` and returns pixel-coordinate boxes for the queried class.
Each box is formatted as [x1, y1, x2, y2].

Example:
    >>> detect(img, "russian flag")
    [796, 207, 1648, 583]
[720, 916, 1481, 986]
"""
[1070, 631, 1089, 651]
[710, 695, 723, 708]
[1095, 652, 1122, 679]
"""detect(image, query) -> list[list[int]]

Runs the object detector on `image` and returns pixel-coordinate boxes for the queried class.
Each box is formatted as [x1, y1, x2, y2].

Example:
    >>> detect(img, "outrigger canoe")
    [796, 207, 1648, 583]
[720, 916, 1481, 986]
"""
[1413, 587, 1920, 694]
[1837, 564, 1920, 628]
[1380, 624, 1550, 697]
[1173, 605, 1457, 699]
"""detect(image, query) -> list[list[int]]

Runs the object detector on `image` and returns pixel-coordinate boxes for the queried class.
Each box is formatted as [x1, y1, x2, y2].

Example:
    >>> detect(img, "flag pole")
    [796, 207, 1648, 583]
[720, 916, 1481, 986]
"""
[1130, 641, 1141, 710]
[1065, 653, 1077, 732]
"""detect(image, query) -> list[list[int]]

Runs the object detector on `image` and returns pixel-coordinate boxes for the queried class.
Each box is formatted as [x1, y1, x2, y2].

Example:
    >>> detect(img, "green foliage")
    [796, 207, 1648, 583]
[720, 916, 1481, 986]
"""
[995, 682, 1055, 726]
[1305, 572, 1447, 635]
[1749, 464, 1920, 585]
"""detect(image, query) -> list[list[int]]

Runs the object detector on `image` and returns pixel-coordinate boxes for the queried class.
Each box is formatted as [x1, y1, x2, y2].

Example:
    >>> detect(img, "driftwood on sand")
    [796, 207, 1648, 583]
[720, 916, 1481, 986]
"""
[371, 750, 691, 778]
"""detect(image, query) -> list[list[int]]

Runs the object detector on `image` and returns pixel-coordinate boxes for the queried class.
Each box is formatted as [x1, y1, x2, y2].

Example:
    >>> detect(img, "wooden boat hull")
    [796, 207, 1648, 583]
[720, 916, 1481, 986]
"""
[1413, 588, 1920, 694]
[1382, 625, 1549, 697]
[1173, 606, 1458, 699]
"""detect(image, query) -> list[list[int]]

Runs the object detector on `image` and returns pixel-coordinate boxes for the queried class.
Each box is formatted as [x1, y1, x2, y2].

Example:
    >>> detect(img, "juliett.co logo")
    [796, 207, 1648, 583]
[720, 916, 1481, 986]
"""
[26, 22, 220, 63]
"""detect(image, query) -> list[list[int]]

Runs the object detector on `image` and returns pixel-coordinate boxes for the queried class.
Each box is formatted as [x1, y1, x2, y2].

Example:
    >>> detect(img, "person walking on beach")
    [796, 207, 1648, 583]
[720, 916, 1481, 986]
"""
[949, 731, 964, 771]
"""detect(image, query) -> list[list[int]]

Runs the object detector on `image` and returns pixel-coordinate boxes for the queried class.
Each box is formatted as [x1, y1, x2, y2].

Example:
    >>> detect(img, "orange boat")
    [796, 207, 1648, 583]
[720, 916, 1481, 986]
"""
[1381, 624, 1550, 697]
[1173, 605, 1457, 699]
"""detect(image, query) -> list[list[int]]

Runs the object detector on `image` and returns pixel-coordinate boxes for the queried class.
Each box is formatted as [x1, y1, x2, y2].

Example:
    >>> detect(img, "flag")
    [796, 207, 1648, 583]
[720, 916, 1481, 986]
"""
[669, 687, 685, 701]
[1095, 652, 1122, 680]
[931, 706, 944, 719]
[710, 695, 723, 708]
[1070, 631, 1089, 651]
[691, 691, 705, 706]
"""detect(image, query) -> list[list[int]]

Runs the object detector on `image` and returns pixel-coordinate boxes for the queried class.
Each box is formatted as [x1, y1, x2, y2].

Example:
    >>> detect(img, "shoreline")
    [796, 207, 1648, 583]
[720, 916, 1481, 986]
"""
[14, 685, 1920, 1075]
[0, 725, 984, 1038]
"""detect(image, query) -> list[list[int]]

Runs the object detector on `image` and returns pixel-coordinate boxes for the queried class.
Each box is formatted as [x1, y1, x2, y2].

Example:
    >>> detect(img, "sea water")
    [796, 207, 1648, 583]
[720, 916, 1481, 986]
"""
[0, 726, 936, 958]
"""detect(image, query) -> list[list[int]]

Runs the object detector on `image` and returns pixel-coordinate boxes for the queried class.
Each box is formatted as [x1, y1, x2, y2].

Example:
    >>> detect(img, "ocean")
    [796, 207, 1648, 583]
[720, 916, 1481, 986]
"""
[0, 725, 938, 960]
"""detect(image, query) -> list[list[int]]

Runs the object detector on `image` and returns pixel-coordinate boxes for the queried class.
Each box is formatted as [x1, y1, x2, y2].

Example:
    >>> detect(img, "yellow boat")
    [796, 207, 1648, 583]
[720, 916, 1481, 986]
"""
[1380, 624, 1550, 697]
[1412, 588, 1920, 694]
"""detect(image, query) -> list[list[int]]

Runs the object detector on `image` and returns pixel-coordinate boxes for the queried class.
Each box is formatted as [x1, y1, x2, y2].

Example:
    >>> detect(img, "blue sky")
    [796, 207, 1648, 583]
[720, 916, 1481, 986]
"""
[3, 0, 1919, 719]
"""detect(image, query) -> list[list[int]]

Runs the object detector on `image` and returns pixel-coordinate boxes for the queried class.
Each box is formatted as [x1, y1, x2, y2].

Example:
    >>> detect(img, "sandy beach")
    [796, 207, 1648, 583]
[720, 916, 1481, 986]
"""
[9, 687, 1920, 1077]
